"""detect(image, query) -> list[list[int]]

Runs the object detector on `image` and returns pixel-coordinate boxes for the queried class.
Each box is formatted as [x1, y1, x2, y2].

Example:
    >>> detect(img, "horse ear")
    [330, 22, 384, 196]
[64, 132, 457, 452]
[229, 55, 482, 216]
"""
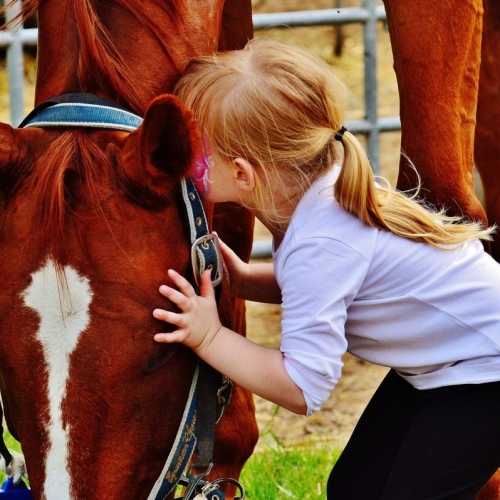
[118, 94, 201, 203]
[0, 123, 21, 171]
[142, 94, 201, 176]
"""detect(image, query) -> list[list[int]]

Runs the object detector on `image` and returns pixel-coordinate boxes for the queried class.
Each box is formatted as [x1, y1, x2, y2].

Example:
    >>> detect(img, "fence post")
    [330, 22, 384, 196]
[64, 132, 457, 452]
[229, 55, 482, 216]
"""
[363, 0, 379, 172]
[4, 0, 25, 126]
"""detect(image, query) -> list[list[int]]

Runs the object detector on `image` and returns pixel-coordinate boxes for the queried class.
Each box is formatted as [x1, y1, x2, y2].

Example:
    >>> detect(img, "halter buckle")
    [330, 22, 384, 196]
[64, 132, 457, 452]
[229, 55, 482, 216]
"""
[190, 233, 223, 288]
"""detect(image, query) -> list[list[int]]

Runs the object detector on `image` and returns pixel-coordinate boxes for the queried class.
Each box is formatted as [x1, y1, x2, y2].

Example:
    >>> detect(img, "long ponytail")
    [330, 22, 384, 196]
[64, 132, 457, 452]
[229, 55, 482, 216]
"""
[335, 131, 495, 247]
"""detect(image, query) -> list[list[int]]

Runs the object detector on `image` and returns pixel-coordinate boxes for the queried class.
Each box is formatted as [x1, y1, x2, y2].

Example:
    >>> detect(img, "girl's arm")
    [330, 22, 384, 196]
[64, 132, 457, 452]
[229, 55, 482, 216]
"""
[220, 239, 282, 304]
[153, 269, 307, 415]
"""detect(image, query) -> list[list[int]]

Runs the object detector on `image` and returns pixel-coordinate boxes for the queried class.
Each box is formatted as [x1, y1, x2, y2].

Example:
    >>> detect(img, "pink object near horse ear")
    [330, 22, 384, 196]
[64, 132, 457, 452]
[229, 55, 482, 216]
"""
[118, 94, 201, 202]
[190, 136, 213, 195]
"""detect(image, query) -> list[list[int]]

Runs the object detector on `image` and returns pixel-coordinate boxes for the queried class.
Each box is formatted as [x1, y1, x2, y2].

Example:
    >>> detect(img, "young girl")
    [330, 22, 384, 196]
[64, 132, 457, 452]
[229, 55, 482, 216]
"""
[153, 39, 500, 499]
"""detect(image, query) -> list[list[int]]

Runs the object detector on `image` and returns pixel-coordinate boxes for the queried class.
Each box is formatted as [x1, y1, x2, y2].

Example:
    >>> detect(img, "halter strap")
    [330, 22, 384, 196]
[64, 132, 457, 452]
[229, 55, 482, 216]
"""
[20, 102, 142, 131]
[18, 93, 141, 131]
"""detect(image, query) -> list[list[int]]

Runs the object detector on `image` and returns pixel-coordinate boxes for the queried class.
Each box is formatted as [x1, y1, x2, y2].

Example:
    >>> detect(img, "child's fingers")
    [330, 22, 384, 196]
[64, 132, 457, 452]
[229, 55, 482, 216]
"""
[158, 285, 192, 311]
[153, 308, 185, 328]
[154, 331, 185, 343]
[152, 308, 189, 342]
[219, 240, 244, 272]
[153, 307, 188, 344]
[219, 239, 236, 259]
[167, 269, 196, 297]
[199, 269, 215, 298]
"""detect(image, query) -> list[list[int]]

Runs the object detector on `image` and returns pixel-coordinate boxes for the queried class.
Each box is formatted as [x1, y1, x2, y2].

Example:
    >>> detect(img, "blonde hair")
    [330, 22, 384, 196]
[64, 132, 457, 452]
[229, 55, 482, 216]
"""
[174, 38, 494, 247]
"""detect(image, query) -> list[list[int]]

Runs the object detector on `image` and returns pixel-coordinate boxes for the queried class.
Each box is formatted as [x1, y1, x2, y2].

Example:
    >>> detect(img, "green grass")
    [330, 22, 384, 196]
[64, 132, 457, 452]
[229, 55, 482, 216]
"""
[175, 439, 341, 499]
[2, 429, 342, 498]
[0, 431, 24, 485]
[2, 432, 22, 452]
[238, 404, 342, 499]
[240, 443, 341, 500]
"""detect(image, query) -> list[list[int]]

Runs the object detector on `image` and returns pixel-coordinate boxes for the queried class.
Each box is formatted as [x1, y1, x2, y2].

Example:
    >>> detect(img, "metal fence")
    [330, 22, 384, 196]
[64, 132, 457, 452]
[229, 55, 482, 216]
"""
[0, 0, 37, 127]
[0, 0, 401, 257]
[253, 1, 401, 171]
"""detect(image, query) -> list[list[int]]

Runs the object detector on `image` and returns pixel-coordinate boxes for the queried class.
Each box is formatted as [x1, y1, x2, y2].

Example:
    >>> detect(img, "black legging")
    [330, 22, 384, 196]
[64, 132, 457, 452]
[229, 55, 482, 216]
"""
[327, 370, 500, 499]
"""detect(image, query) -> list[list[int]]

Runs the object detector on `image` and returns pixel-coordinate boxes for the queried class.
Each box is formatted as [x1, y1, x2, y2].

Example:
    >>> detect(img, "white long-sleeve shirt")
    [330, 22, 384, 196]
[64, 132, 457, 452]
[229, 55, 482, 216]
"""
[274, 167, 500, 414]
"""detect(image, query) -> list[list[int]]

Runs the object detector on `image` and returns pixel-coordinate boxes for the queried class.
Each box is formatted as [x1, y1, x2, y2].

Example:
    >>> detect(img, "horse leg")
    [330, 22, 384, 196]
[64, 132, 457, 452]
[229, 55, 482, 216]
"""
[475, 9, 500, 491]
[383, 2, 500, 498]
[210, 205, 257, 498]
[475, 0, 500, 261]
[383, 0, 487, 228]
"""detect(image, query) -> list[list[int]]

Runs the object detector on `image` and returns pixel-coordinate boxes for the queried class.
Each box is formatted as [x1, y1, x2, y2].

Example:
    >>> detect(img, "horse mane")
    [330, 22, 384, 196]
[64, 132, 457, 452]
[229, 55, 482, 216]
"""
[70, 0, 184, 114]
[2, 0, 186, 114]
[25, 130, 116, 260]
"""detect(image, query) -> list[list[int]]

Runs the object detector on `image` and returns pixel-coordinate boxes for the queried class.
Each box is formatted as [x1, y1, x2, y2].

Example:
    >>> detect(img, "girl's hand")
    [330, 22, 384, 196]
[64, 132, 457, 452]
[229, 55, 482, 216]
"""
[153, 269, 222, 353]
[153, 269, 306, 415]
[219, 238, 249, 298]
[220, 238, 281, 304]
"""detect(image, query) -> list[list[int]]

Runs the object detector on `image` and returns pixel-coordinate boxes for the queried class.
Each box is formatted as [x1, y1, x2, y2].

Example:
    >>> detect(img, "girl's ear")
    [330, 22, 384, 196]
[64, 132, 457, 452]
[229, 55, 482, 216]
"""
[233, 157, 255, 192]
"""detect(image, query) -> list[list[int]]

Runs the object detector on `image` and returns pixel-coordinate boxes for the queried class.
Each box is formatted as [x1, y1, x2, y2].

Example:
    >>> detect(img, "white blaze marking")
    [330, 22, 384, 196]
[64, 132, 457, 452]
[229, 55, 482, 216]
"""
[22, 258, 93, 500]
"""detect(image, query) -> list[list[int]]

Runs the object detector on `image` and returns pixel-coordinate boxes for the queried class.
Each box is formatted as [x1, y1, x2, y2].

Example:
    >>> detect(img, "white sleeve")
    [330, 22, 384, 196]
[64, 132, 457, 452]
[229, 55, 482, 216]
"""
[277, 236, 370, 414]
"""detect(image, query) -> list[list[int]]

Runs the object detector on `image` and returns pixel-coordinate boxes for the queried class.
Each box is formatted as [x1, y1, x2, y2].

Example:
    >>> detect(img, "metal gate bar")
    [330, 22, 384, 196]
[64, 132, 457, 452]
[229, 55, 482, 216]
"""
[0, 0, 36, 126]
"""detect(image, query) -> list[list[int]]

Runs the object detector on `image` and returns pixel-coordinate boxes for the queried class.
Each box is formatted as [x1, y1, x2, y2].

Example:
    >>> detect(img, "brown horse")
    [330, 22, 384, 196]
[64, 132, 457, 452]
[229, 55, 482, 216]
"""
[383, 0, 500, 497]
[0, 0, 257, 498]
[475, 0, 500, 261]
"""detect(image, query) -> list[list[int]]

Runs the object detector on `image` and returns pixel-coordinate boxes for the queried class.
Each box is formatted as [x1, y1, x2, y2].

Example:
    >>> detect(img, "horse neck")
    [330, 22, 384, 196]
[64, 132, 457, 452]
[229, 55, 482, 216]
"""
[33, 0, 226, 115]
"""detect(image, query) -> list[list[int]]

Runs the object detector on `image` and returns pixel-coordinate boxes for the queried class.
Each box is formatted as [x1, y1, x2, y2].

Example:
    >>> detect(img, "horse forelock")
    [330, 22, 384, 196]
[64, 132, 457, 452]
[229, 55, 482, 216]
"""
[26, 131, 115, 259]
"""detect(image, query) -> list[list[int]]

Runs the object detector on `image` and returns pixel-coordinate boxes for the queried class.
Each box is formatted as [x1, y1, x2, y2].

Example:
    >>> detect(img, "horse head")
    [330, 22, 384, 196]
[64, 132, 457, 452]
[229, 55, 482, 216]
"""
[0, 93, 250, 498]
[0, 0, 258, 497]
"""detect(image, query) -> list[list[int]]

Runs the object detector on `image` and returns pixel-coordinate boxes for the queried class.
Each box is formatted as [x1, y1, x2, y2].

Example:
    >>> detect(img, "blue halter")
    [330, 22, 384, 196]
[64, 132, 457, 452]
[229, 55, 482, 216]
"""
[18, 92, 142, 130]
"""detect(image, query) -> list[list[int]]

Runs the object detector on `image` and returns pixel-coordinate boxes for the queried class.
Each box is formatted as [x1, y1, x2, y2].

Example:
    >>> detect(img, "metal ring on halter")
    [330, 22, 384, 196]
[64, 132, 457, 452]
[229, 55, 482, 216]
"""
[210, 477, 245, 499]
